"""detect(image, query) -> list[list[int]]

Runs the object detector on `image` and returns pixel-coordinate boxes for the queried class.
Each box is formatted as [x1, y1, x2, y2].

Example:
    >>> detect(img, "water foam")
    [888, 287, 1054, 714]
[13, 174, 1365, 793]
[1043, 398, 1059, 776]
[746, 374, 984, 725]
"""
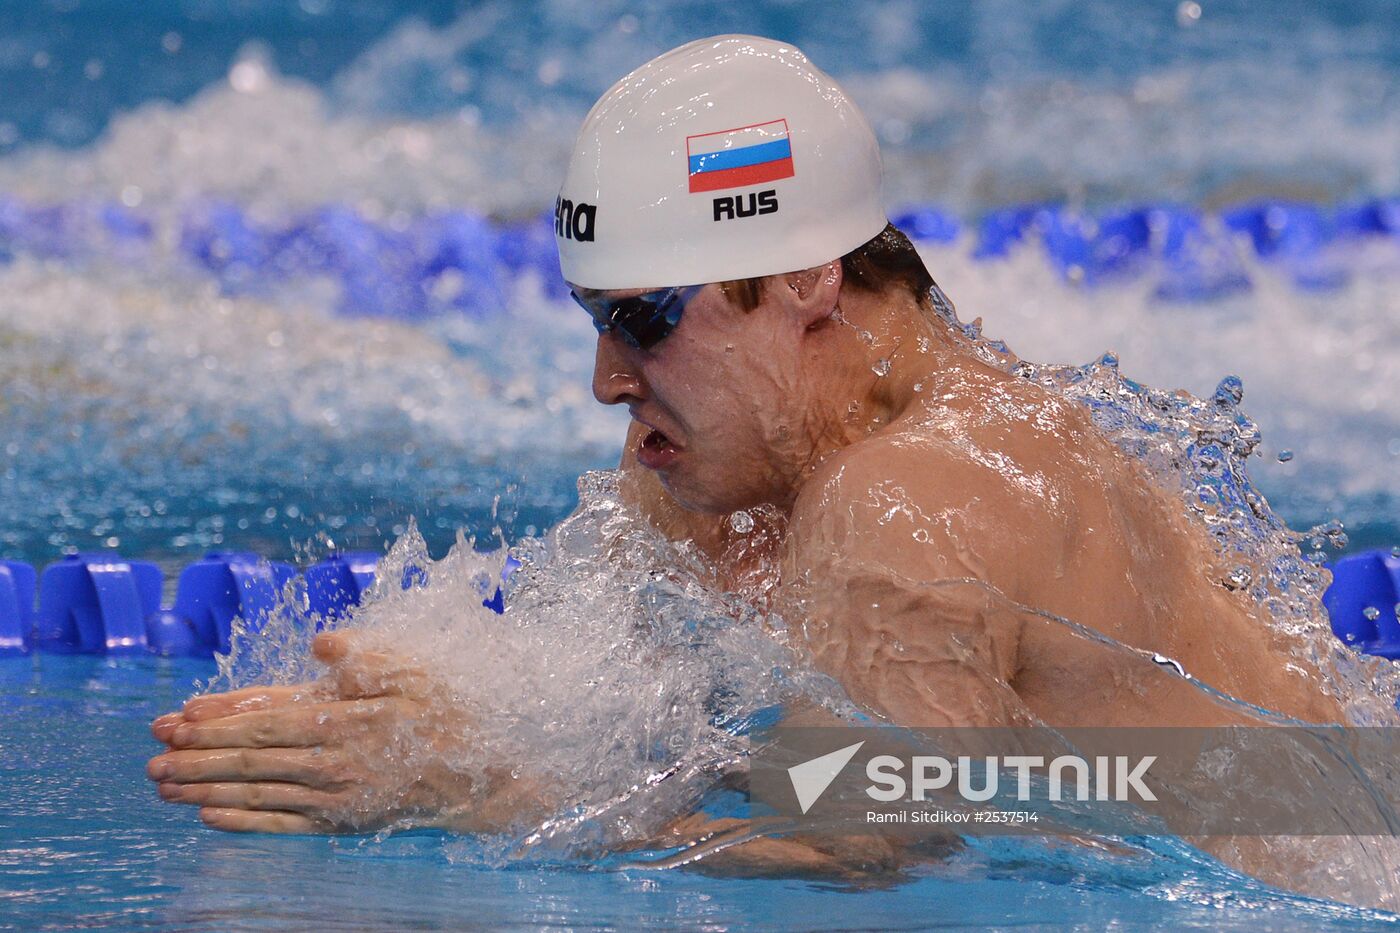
[209, 474, 853, 861]
[0, 254, 624, 563]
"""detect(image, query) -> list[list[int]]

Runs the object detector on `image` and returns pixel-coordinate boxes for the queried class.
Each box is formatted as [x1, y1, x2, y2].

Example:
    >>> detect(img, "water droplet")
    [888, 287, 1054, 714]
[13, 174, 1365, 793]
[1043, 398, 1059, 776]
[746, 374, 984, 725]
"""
[728, 510, 754, 534]
[1363, 606, 1381, 622]
[1277, 450, 1294, 463]
[872, 358, 891, 377]
[1213, 375, 1244, 408]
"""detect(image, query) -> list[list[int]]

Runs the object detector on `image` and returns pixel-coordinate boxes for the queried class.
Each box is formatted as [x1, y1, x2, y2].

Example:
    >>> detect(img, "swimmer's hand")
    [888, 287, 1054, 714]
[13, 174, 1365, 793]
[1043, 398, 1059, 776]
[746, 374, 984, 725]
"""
[146, 631, 546, 835]
[642, 812, 915, 881]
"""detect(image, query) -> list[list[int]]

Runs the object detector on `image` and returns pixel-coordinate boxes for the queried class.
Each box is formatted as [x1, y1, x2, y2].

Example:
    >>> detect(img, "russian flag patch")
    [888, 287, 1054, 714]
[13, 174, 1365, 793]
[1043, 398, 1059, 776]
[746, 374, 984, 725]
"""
[686, 119, 795, 194]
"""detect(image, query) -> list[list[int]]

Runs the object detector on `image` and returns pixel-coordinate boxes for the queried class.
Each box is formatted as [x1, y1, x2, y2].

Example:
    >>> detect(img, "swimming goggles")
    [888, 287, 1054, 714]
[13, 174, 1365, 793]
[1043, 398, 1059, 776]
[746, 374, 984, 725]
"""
[569, 285, 703, 350]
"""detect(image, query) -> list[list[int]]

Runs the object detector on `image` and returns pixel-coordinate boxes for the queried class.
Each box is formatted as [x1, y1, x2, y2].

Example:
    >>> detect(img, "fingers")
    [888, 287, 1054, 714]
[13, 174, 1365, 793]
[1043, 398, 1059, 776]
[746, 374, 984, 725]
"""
[159, 780, 342, 816]
[147, 747, 343, 789]
[153, 684, 320, 746]
[165, 698, 404, 750]
[152, 633, 428, 755]
[312, 630, 356, 664]
[199, 807, 332, 835]
[182, 684, 315, 722]
[333, 659, 435, 701]
[314, 632, 434, 700]
[152, 712, 186, 744]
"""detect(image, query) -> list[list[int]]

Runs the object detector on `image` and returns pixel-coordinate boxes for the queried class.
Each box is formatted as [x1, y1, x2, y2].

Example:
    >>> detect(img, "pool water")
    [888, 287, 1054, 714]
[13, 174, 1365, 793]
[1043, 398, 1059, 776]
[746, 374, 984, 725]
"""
[2, 0, 1399, 927]
[6, 655, 1395, 931]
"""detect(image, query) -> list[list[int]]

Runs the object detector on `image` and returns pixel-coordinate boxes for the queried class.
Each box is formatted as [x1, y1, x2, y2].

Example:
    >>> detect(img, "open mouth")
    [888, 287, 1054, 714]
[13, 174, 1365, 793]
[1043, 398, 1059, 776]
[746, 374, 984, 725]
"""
[636, 424, 681, 470]
[641, 427, 675, 454]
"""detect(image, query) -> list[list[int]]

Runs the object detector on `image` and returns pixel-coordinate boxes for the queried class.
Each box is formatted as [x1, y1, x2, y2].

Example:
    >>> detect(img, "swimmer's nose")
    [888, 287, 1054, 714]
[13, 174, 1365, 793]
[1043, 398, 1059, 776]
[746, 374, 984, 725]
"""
[591, 332, 645, 406]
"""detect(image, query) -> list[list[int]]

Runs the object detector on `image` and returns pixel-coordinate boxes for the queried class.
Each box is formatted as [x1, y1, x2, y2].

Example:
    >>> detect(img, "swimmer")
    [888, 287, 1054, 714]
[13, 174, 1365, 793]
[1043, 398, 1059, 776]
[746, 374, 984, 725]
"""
[147, 35, 1345, 877]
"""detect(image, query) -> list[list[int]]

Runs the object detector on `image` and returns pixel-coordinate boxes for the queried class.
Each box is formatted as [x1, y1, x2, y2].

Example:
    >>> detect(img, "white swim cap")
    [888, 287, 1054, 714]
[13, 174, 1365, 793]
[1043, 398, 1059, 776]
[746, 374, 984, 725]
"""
[556, 35, 887, 290]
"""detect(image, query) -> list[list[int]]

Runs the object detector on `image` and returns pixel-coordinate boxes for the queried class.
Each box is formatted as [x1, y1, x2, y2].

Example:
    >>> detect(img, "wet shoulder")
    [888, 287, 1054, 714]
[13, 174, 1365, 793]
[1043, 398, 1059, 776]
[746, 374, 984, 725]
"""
[786, 419, 1067, 598]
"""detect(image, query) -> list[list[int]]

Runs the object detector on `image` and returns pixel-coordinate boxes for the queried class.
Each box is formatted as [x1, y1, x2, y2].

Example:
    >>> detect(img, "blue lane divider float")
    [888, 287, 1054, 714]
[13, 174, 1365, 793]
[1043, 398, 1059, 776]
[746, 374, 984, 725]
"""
[1325, 549, 1400, 658]
[305, 551, 381, 624]
[0, 547, 515, 657]
[0, 560, 36, 656]
[0, 545, 1392, 659]
[5, 194, 1400, 317]
[34, 553, 162, 654]
[167, 552, 297, 656]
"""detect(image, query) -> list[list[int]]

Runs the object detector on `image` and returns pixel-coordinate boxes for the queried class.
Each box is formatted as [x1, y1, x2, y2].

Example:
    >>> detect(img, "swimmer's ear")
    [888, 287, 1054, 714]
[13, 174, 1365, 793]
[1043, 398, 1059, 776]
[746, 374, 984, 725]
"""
[774, 260, 841, 329]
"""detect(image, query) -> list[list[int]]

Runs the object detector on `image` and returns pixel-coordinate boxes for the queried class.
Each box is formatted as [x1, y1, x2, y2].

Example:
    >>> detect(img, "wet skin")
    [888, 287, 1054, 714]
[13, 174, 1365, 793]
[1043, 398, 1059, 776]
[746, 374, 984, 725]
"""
[148, 262, 1341, 862]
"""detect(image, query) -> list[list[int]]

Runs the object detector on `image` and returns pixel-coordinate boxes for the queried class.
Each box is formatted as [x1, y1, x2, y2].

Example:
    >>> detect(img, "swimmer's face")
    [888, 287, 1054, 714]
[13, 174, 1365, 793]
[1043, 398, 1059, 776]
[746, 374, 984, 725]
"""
[584, 268, 840, 513]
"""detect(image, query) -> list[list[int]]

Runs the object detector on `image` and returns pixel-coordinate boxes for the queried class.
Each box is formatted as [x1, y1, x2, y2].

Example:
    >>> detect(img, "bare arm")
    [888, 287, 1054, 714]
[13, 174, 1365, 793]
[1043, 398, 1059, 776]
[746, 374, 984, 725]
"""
[778, 439, 1035, 728]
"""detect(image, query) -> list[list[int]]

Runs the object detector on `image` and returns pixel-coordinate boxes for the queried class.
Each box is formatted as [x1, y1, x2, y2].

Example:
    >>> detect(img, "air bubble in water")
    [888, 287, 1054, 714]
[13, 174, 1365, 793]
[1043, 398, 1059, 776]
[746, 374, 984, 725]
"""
[1277, 450, 1294, 463]
[872, 358, 891, 377]
[728, 510, 754, 534]
[1364, 607, 1381, 622]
